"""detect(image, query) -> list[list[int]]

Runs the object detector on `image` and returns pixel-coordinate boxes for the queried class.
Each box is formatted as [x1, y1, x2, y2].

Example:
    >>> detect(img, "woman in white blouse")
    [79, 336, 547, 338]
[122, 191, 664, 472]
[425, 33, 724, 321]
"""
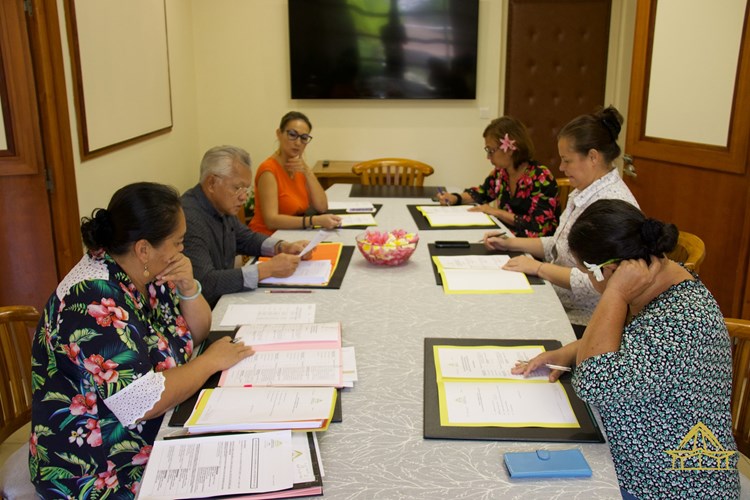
[484, 106, 638, 328]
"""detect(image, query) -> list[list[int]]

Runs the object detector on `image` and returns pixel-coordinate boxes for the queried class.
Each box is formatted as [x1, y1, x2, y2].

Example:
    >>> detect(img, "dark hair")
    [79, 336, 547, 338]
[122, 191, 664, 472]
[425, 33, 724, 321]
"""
[483, 116, 534, 167]
[558, 105, 623, 164]
[80, 182, 182, 255]
[279, 111, 312, 132]
[568, 199, 679, 264]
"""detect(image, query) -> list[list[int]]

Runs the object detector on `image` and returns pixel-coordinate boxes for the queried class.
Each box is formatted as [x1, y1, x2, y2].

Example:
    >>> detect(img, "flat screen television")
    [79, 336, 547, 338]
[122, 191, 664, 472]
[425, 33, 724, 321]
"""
[288, 0, 479, 99]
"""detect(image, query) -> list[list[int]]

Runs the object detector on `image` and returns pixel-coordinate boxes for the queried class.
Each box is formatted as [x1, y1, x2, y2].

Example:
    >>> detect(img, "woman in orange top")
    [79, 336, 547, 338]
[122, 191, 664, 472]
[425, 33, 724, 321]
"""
[250, 111, 341, 235]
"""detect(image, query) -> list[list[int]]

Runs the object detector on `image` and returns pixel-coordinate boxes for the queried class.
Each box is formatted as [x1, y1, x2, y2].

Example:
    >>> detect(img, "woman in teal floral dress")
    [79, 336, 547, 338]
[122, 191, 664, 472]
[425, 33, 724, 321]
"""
[29, 182, 255, 498]
[436, 116, 559, 237]
[513, 199, 739, 499]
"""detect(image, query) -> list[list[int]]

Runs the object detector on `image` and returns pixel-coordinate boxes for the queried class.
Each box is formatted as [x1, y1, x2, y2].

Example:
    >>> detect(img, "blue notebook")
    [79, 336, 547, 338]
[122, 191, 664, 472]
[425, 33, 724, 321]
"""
[504, 449, 592, 478]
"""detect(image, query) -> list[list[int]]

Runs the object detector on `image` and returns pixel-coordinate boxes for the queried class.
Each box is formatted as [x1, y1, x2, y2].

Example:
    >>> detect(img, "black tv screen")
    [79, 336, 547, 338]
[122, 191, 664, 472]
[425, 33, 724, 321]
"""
[288, 0, 479, 99]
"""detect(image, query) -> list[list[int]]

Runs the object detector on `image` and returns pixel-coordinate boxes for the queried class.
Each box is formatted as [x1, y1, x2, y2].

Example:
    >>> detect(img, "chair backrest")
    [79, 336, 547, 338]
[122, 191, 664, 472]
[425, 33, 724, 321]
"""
[556, 177, 572, 213]
[667, 231, 706, 272]
[352, 158, 434, 187]
[0, 305, 39, 443]
[726, 318, 750, 456]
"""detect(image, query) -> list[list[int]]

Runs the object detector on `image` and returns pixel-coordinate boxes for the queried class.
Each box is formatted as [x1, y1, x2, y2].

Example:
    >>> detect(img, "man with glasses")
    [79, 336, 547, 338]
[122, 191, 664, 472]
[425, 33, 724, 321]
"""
[182, 145, 307, 307]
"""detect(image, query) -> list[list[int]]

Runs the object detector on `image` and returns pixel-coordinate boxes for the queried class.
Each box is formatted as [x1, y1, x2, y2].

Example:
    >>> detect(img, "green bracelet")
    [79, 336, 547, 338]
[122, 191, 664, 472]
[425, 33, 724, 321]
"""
[176, 279, 202, 300]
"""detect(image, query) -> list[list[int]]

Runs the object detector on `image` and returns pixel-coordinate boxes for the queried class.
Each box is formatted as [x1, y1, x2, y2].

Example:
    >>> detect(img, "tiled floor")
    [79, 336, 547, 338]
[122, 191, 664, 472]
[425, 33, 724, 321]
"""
[0, 423, 29, 469]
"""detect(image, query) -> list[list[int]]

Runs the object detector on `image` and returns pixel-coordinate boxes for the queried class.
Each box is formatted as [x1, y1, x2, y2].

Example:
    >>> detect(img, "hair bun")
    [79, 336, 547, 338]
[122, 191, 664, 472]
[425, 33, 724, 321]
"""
[81, 208, 114, 250]
[641, 218, 679, 255]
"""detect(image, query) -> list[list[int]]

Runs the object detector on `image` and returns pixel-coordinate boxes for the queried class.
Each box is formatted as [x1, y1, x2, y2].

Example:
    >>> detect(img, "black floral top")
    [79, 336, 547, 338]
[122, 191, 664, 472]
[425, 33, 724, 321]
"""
[573, 276, 739, 499]
[30, 252, 194, 499]
[464, 161, 559, 237]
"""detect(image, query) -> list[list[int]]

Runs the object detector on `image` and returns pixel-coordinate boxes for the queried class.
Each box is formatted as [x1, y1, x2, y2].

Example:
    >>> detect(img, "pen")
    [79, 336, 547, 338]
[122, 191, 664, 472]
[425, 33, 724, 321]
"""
[230, 337, 242, 344]
[545, 364, 572, 372]
[478, 231, 506, 242]
[265, 290, 313, 294]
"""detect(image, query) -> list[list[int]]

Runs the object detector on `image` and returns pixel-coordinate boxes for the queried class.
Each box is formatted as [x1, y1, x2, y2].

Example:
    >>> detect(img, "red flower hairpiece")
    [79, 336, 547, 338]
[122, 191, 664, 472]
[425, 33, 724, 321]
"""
[499, 133, 517, 153]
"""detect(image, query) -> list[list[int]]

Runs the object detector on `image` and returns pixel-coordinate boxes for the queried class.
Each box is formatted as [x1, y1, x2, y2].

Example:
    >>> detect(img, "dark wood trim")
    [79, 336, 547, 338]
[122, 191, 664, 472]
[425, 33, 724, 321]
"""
[626, 0, 750, 175]
[63, 1, 173, 161]
[0, 0, 43, 176]
[0, 43, 16, 157]
[27, 0, 82, 279]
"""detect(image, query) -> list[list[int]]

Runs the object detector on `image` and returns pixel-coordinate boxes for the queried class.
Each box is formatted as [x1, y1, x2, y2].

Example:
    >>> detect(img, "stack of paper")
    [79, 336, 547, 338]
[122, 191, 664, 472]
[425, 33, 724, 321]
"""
[185, 386, 337, 433]
[417, 205, 495, 227]
[138, 431, 324, 499]
[220, 303, 317, 327]
[433, 345, 579, 428]
[220, 322, 344, 387]
[260, 242, 344, 287]
[432, 255, 532, 294]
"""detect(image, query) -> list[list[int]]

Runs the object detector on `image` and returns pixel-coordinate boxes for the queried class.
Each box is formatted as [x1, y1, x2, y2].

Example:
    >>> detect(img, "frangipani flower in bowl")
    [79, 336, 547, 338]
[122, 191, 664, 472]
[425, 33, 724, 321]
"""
[355, 229, 419, 266]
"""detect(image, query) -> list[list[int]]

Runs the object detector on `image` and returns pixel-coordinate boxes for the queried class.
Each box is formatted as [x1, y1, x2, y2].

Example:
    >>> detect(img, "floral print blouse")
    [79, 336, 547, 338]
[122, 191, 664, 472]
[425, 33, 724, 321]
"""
[573, 276, 739, 499]
[464, 161, 559, 237]
[30, 251, 193, 499]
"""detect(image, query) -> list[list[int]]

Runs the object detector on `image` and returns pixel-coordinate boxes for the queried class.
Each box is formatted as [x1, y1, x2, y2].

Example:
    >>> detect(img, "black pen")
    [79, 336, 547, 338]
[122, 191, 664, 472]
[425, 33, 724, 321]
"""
[478, 231, 506, 242]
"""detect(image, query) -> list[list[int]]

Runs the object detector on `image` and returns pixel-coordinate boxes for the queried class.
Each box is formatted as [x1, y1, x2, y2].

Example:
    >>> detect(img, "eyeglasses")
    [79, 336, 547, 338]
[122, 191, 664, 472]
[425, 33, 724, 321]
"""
[284, 129, 313, 144]
[216, 176, 252, 198]
[583, 258, 621, 282]
[484, 145, 499, 156]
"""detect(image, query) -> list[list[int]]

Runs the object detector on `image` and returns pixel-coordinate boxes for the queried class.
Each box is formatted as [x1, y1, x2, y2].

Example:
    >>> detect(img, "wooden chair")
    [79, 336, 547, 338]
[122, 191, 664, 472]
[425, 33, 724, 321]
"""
[667, 231, 706, 272]
[726, 318, 750, 457]
[352, 158, 434, 187]
[556, 177, 572, 213]
[0, 306, 38, 443]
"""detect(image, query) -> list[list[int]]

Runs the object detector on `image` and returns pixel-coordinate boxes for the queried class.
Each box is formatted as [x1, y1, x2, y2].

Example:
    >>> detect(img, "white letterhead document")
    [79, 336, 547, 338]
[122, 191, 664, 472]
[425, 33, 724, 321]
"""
[260, 260, 332, 285]
[220, 303, 316, 326]
[435, 345, 549, 380]
[234, 322, 341, 346]
[434, 255, 532, 293]
[417, 205, 495, 226]
[298, 229, 334, 257]
[219, 348, 343, 387]
[137, 430, 293, 500]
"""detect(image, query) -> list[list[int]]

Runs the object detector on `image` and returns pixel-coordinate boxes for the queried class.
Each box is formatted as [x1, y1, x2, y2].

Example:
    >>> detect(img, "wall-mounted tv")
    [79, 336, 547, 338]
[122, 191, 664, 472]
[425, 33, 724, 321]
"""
[288, 0, 479, 99]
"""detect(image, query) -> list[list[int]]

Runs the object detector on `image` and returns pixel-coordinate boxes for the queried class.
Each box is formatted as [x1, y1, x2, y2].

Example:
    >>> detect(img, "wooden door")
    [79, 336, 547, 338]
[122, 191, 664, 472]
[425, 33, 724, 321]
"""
[624, 0, 750, 316]
[0, 1, 72, 310]
[505, 0, 612, 176]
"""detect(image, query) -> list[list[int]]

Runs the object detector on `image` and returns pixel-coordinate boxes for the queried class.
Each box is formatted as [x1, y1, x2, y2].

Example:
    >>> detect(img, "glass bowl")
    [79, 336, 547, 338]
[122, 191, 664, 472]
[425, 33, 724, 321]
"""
[355, 230, 419, 266]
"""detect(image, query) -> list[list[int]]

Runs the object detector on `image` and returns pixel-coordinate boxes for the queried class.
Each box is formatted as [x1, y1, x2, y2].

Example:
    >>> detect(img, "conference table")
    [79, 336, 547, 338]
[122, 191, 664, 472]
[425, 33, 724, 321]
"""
[206, 183, 621, 498]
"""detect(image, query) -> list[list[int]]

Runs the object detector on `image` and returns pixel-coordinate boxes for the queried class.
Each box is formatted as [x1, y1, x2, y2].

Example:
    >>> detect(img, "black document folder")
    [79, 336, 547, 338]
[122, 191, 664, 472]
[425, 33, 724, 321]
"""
[258, 245, 354, 290]
[407, 204, 501, 230]
[427, 243, 544, 285]
[169, 330, 343, 427]
[423, 337, 604, 443]
[349, 184, 444, 199]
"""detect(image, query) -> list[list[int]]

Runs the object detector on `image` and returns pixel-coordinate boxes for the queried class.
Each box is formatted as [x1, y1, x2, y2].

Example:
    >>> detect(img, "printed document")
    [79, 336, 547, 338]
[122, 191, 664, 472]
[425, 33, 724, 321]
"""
[435, 345, 549, 380]
[234, 322, 341, 347]
[137, 430, 293, 499]
[433, 256, 531, 293]
[417, 205, 495, 226]
[219, 348, 342, 387]
[261, 260, 332, 286]
[220, 303, 316, 326]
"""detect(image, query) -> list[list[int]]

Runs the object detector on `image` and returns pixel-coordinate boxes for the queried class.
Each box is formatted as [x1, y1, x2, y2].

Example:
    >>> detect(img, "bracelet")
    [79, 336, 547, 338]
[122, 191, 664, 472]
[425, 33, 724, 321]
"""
[302, 215, 307, 229]
[176, 279, 202, 300]
[452, 193, 462, 205]
[309, 215, 315, 228]
[536, 262, 545, 276]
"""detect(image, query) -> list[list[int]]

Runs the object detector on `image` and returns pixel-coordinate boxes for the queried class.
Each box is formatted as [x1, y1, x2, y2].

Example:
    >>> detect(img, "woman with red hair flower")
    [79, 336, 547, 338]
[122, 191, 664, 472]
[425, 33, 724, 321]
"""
[29, 182, 255, 498]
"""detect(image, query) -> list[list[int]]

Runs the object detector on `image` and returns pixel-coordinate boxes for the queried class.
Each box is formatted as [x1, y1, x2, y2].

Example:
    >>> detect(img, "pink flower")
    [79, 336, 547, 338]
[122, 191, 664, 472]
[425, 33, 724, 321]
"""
[155, 357, 176, 372]
[87, 298, 129, 329]
[175, 315, 189, 337]
[499, 133, 517, 153]
[29, 433, 37, 457]
[94, 460, 119, 490]
[157, 335, 169, 351]
[148, 284, 158, 309]
[85, 418, 102, 447]
[83, 354, 119, 385]
[128, 482, 140, 495]
[184, 339, 194, 357]
[62, 342, 80, 365]
[70, 392, 98, 416]
[132, 445, 152, 465]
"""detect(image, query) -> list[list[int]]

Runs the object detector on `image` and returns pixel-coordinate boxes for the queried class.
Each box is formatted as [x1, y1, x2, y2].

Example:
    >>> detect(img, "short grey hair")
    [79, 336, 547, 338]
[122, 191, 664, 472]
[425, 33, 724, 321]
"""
[199, 145, 252, 183]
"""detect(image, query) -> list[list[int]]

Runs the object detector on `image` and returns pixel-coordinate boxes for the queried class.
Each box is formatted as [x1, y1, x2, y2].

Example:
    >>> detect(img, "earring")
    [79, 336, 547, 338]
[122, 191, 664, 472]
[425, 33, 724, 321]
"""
[143, 264, 150, 278]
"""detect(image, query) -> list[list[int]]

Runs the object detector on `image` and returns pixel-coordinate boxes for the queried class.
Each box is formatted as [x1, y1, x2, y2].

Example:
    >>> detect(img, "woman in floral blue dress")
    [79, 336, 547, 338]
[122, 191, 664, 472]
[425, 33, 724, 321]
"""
[436, 116, 559, 237]
[29, 182, 255, 498]
[513, 199, 739, 499]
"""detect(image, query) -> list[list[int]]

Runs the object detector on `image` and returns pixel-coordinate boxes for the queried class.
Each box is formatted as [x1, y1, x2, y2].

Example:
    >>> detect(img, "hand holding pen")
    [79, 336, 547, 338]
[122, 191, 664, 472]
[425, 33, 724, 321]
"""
[435, 188, 453, 206]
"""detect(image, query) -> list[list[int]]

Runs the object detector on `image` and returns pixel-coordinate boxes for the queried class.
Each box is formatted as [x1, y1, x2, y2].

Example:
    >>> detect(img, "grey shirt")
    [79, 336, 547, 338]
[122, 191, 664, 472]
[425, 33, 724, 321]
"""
[182, 184, 279, 307]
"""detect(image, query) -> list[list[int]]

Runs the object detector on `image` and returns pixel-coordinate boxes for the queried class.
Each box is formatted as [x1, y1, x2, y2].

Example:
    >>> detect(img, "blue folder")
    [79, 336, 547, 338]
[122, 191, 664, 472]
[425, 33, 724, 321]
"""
[504, 449, 592, 478]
